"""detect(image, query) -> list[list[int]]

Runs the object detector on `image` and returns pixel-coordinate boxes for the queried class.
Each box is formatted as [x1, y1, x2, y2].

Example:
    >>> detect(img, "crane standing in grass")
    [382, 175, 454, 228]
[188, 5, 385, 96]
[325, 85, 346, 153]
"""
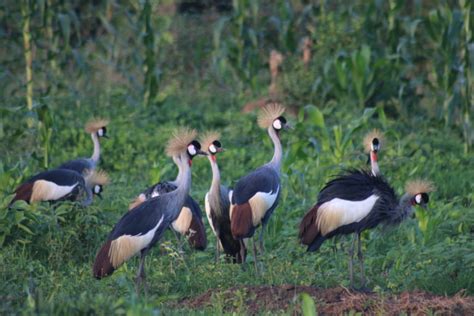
[58, 118, 109, 175]
[9, 168, 108, 206]
[92, 128, 206, 291]
[128, 158, 207, 251]
[299, 170, 434, 289]
[202, 131, 243, 263]
[230, 102, 291, 266]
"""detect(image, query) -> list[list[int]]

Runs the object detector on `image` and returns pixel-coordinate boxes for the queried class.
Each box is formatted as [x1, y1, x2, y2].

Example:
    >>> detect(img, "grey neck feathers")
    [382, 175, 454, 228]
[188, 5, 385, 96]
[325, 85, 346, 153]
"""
[208, 157, 221, 196]
[208, 156, 223, 215]
[169, 156, 181, 186]
[267, 127, 282, 171]
[172, 153, 191, 202]
[91, 133, 100, 163]
[371, 160, 380, 177]
[81, 185, 93, 206]
[391, 193, 414, 225]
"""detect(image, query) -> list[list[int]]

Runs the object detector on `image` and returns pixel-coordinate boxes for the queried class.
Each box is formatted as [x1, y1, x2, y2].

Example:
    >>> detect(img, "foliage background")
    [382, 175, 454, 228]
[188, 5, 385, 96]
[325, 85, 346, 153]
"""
[0, 0, 473, 314]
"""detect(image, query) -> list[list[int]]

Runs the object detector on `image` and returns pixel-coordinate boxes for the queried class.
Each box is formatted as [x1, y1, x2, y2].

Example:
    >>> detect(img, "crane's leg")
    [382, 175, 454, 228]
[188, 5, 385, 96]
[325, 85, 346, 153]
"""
[135, 251, 148, 295]
[215, 235, 220, 263]
[357, 232, 366, 289]
[252, 237, 259, 273]
[239, 239, 246, 264]
[259, 224, 265, 255]
[348, 234, 356, 289]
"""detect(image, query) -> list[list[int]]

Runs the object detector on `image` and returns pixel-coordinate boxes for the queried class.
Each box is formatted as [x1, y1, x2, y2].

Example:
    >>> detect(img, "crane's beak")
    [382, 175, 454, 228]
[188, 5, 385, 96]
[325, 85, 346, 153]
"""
[197, 149, 208, 156]
[284, 123, 294, 130]
[97, 193, 103, 200]
[216, 147, 225, 153]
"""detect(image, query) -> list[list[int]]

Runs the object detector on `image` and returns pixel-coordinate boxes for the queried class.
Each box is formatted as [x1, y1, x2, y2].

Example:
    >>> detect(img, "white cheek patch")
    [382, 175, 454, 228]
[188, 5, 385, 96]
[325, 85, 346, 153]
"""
[98, 129, 104, 137]
[273, 120, 282, 130]
[209, 144, 217, 153]
[94, 185, 101, 194]
[415, 194, 422, 204]
[188, 145, 197, 156]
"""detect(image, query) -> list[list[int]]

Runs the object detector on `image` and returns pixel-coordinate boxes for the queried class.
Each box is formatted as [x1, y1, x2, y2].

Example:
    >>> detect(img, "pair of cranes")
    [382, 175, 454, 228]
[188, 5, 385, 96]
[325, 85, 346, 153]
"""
[9, 102, 434, 291]
[9, 119, 110, 207]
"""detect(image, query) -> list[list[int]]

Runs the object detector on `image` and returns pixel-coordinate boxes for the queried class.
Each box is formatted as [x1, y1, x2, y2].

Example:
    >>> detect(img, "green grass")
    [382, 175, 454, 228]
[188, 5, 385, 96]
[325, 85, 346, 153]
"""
[1, 0, 473, 314]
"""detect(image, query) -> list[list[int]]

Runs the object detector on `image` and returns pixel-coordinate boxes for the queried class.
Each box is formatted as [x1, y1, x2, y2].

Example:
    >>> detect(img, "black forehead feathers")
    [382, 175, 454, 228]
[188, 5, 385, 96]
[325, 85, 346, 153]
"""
[277, 116, 287, 124]
[190, 140, 201, 150]
[421, 192, 429, 203]
[372, 138, 379, 146]
[213, 140, 222, 148]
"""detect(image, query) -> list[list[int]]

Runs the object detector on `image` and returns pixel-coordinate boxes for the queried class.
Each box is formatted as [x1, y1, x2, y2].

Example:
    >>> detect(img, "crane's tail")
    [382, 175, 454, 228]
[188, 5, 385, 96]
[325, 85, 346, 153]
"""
[93, 240, 115, 279]
[230, 202, 253, 240]
[299, 204, 321, 246]
[187, 215, 207, 251]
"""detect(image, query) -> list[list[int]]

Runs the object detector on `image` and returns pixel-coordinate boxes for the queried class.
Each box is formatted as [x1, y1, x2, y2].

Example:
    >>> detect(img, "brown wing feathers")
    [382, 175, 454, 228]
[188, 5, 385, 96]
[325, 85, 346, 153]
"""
[186, 216, 207, 250]
[231, 202, 254, 239]
[10, 182, 34, 205]
[299, 204, 321, 245]
[93, 240, 115, 279]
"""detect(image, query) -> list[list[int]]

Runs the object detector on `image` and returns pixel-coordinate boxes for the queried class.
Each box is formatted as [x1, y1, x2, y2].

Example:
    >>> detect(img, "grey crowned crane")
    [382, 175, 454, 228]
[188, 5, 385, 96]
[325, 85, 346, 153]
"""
[92, 128, 206, 289]
[9, 168, 108, 207]
[202, 132, 243, 263]
[230, 102, 290, 265]
[363, 129, 384, 176]
[299, 170, 434, 288]
[58, 118, 109, 175]
[128, 159, 207, 251]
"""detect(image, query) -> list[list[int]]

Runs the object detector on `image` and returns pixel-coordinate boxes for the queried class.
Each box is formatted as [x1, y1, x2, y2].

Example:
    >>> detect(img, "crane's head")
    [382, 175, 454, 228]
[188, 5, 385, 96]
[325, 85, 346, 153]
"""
[84, 169, 109, 199]
[201, 131, 223, 162]
[167, 128, 207, 166]
[405, 179, 435, 209]
[85, 118, 110, 139]
[258, 102, 291, 135]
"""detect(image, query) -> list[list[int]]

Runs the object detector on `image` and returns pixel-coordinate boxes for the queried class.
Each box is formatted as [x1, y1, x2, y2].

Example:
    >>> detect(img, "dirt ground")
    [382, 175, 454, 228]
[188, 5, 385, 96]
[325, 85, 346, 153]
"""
[177, 285, 474, 315]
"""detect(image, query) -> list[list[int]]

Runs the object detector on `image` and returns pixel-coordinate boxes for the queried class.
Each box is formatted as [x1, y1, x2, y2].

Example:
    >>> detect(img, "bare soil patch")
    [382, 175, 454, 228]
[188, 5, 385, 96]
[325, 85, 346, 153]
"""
[178, 284, 474, 315]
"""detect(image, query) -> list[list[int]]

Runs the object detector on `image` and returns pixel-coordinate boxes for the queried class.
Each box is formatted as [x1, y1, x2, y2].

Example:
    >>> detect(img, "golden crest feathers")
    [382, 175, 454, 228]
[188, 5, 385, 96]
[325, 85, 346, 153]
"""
[165, 127, 197, 157]
[85, 118, 109, 134]
[363, 129, 384, 152]
[201, 131, 221, 151]
[257, 102, 286, 128]
[85, 169, 109, 186]
[405, 179, 435, 196]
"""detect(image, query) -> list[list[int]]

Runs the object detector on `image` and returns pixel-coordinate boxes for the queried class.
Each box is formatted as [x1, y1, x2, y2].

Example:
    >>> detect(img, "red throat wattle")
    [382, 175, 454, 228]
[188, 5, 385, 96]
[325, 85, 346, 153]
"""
[188, 159, 192, 167]
[211, 155, 217, 162]
[370, 151, 378, 162]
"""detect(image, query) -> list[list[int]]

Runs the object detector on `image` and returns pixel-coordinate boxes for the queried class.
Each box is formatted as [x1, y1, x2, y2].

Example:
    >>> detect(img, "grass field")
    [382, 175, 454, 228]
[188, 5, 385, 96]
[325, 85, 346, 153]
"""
[1, 1, 473, 314]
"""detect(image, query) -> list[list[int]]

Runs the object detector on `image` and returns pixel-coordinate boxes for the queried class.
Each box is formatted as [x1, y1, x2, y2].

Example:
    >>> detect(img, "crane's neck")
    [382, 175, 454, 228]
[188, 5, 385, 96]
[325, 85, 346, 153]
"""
[268, 127, 282, 172]
[208, 155, 221, 198]
[392, 193, 414, 224]
[174, 153, 191, 197]
[91, 133, 100, 163]
[81, 184, 93, 206]
[169, 156, 181, 187]
[370, 151, 380, 176]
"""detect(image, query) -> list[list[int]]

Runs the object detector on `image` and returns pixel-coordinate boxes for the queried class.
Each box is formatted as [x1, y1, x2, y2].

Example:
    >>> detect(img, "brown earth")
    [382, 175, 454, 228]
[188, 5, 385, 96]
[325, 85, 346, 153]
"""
[177, 285, 474, 315]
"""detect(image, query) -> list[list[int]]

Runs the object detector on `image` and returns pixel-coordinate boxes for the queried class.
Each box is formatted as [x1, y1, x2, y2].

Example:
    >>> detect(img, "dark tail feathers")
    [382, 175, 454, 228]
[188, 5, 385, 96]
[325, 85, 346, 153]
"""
[93, 240, 115, 279]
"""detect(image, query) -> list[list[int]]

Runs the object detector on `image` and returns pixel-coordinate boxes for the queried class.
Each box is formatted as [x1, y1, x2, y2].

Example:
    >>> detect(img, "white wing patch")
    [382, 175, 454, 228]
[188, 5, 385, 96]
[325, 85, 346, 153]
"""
[317, 195, 379, 236]
[204, 193, 217, 236]
[249, 187, 279, 226]
[31, 180, 78, 202]
[171, 207, 193, 235]
[228, 190, 235, 219]
[109, 215, 164, 268]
